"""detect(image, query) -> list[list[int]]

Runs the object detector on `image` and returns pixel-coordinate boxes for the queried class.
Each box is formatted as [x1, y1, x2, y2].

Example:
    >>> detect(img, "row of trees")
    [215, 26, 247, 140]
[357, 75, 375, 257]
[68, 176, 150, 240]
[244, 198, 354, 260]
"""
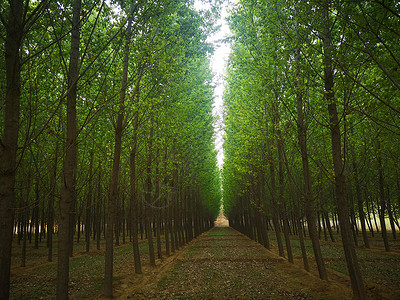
[222, 1, 399, 299]
[0, 1, 221, 299]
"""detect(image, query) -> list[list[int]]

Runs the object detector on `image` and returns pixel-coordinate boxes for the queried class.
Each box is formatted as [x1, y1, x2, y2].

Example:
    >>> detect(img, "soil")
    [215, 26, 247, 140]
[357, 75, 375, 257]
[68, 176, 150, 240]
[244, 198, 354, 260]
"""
[106, 226, 356, 300]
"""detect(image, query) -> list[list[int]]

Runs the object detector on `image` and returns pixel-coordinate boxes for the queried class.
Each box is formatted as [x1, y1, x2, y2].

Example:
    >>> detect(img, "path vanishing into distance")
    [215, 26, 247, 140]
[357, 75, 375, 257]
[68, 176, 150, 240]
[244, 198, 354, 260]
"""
[110, 222, 354, 299]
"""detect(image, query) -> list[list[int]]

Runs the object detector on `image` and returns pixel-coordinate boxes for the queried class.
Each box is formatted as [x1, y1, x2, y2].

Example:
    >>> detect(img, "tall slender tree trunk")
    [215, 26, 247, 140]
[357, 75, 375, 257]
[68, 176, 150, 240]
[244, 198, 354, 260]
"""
[264, 106, 284, 258]
[122, 195, 126, 244]
[169, 194, 175, 253]
[130, 132, 142, 274]
[163, 147, 170, 256]
[0, 2, 23, 298]
[96, 163, 102, 251]
[146, 116, 156, 267]
[365, 195, 374, 236]
[34, 179, 40, 249]
[86, 151, 94, 252]
[376, 137, 390, 251]
[56, 1, 81, 298]
[104, 5, 135, 296]
[21, 173, 31, 268]
[275, 115, 293, 263]
[321, 1, 366, 297]
[21, 210, 27, 268]
[155, 159, 162, 259]
[258, 174, 270, 249]
[48, 143, 58, 262]
[387, 199, 396, 240]
[40, 202, 45, 242]
[115, 191, 120, 247]
[324, 212, 335, 242]
[350, 129, 369, 248]
[294, 47, 327, 280]
[173, 167, 179, 251]
[372, 199, 380, 233]
[129, 63, 145, 275]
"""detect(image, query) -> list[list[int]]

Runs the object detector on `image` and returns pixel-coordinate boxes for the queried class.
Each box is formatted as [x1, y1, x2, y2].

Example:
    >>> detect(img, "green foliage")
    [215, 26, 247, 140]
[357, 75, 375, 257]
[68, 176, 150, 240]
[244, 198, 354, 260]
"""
[0, 0, 221, 233]
[222, 0, 400, 220]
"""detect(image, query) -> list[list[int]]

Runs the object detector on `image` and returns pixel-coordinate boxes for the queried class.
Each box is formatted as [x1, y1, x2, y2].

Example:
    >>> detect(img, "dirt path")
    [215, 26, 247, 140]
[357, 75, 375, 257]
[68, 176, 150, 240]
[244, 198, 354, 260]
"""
[117, 227, 353, 299]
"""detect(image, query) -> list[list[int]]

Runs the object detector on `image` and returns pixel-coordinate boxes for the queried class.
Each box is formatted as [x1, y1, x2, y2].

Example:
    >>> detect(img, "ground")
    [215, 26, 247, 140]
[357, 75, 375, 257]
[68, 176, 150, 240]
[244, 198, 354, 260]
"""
[112, 226, 355, 299]
[10, 220, 400, 299]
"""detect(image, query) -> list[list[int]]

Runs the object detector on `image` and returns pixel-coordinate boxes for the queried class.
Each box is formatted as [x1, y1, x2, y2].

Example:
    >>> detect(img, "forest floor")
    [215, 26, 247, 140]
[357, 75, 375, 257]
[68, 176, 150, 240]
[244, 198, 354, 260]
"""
[114, 226, 353, 299]
[9, 222, 400, 299]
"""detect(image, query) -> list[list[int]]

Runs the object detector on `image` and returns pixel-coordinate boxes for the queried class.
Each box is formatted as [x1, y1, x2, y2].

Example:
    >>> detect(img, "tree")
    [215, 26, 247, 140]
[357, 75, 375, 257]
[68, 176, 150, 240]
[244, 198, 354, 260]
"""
[0, 1, 47, 298]
[56, 0, 82, 299]
[319, 1, 366, 297]
[104, 2, 137, 296]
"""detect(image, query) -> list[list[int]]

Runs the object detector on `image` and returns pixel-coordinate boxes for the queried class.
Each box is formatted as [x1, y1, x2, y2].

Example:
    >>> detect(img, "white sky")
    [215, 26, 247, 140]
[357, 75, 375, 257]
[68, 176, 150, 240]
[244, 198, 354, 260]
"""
[194, 0, 232, 169]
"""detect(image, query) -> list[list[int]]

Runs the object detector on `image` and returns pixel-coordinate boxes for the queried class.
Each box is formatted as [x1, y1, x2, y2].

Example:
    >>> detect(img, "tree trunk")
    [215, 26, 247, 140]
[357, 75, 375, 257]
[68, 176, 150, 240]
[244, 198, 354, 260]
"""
[350, 132, 369, 248]
[115, 192, 120, 247]
[276, 124, 293, 263]
[348, 185, 359, 246]
[48, 143, 58, 262]
[164, 147, 170, 256]
[21, 175, 31, 268]
[324, 212, 335, 242]
[86, 151, 94, 252]
[294, 46, 327, 280]
[258, 175, 270, 249]
[40, 202, 45, 242]
[321, 1, 366, 297]
[0, 1, 23, 298]
[130, 118, 142, 274]
[96, 163, 102, 251]
[387, 199, 396, 240]
[56, 1, 81, 298]
[145, 116, 156, 267]
[122, 194, 126, 244]
[155, 160, 162, 259]
[34, 179, 40, 249]
[295, 196, 309, 271]
[104, 4, 135, 296]
[264, 107, 284, 258]
[376, 137, 390, 251]
[128, 61, 146, 274]
[171, 164, 179, 251]
[371, 199, 379, 233]
[21, 212, 27, 268]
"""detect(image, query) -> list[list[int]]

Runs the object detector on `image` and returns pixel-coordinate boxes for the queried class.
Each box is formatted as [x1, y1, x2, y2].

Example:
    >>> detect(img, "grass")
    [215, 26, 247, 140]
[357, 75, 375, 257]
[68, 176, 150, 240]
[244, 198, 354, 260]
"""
[266, 229, 400, 296]
[10, 228, 400, 299]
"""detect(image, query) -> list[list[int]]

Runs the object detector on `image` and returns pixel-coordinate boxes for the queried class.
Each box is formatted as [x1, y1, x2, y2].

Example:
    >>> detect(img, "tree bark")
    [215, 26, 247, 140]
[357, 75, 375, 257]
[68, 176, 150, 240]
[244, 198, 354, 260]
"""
[258, 174, 270, 249]
[0, 1, 23, 298]
[130, 119, 142, 274]
[104, 4, 136, 296]
[264, 106, 284, 258]
[145, 115, 156, 267]
[86, 151, 94, 252]
[349, 130, 369, 248]
[96, 162, 102, 251]
[34, 179, 40, 249]
[276, 120, 293, 263]
[376, 137, 390, 251]
[56, 1, 81, 298]
[294, 46, 327, 280]
[321, 1, 366, 298]
[155, 159, 162, 259]
[129, 61, 146, 274]
[48, 143, 58, 262]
